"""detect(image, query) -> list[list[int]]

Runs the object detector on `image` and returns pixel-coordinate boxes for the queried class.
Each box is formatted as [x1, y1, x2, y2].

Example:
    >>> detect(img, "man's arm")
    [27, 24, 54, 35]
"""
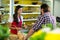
[24, 16, 44, 40]
[25, 28, 34, 40]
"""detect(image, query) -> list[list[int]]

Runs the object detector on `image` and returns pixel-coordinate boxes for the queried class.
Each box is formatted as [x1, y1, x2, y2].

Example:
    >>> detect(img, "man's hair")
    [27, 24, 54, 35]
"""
[41, 4, 49, 12]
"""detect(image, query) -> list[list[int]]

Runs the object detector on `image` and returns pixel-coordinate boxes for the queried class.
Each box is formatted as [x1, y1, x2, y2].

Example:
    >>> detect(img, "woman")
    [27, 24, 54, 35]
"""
[11, 5, 23, 34]
[8, 5, 24, 40]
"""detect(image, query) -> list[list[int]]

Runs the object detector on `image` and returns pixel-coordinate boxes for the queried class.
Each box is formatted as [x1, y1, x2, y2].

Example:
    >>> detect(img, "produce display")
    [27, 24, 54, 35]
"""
[45, 32, 60, 40]
[28, 28, 60, 40]
[29, 30, 46, 40]
[28, 23, 60, 40]
[0, 24, 10, 40]
[42, 23, 53, 30]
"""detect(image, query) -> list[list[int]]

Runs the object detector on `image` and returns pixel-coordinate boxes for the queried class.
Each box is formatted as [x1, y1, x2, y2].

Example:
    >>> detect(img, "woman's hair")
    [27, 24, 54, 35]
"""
[13, 5, 22, 24]
[41, 4, 49, 13]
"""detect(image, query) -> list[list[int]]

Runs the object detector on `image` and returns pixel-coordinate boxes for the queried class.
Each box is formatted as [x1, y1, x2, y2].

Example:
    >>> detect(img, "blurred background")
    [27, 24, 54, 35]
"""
[0, 0, 60, 27]
[0, 0, 60, 40]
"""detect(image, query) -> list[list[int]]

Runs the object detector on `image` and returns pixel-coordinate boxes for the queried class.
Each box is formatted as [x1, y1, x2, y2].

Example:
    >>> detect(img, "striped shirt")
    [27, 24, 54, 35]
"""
[32, 12, 56, 31]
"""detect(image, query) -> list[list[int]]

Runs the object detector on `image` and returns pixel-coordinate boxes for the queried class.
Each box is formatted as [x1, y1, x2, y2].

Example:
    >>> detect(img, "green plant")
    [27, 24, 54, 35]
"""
[42, 23, 53, 30]
[0, 24, 10, 40]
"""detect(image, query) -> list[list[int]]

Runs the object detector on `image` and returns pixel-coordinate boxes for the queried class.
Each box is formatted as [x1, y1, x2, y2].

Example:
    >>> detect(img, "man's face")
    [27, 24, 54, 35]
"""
[40, 8, 44, 15]
[48, 7, 50, 12]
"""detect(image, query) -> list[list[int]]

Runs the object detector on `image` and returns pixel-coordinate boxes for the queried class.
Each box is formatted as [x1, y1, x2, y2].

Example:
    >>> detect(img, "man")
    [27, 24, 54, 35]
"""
[24, 4, 56, 40]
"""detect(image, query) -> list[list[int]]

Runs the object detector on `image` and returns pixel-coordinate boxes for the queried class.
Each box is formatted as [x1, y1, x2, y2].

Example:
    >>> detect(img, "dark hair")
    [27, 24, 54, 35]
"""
[13, 5, 22, 24]
[41, 4, 49, 13]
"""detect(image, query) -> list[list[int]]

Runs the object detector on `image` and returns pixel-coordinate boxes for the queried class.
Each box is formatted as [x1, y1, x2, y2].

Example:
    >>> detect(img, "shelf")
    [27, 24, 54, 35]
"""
[0, 22, 6, 24]
[0, 8, 4, 10]
[8, 13, 40, 15]
[8, 4, 40, 7]
[21, 12, 40, 15]
[23, 19, 37, 21]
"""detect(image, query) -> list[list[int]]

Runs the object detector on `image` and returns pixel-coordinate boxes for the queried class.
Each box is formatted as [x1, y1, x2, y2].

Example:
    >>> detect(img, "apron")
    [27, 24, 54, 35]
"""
[11, 17, 22, 34]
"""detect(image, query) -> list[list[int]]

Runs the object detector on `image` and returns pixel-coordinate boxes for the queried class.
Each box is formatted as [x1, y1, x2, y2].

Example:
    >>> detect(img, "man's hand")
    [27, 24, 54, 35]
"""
[24, 28, 34, 40]
[24, 36, 28, 40]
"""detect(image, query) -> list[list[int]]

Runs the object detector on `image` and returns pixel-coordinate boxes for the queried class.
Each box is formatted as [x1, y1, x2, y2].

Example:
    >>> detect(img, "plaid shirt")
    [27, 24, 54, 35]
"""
[32, 12, 54, 31]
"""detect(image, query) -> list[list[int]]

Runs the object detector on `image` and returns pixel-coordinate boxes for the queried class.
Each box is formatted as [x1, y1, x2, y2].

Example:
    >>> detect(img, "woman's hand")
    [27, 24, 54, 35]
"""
[16, 27, 22, 31]
[10, 25, 17, 29]
[10, 27, 16, 29]
[24, 24, 27, 29]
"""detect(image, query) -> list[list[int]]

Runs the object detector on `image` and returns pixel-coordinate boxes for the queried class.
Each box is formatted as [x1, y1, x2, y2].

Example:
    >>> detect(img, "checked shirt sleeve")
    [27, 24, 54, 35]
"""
[32, 16, 45, 31]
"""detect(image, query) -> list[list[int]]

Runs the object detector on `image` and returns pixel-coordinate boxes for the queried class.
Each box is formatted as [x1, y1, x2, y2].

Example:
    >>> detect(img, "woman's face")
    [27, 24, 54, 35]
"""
[18, 8, 22, 14]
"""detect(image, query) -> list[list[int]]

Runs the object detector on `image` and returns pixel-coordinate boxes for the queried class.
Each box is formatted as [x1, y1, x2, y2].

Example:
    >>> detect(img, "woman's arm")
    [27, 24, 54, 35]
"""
[16, 27, 22, 31]
[8, 23, 16, 29]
